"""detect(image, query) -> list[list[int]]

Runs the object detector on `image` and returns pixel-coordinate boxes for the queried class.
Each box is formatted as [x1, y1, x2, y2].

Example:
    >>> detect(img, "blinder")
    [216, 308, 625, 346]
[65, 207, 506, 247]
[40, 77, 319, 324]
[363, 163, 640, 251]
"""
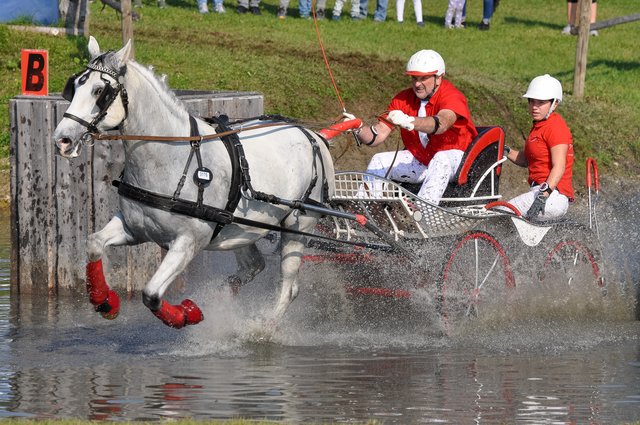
[61, 58, 129, 135]
[62, 69, 119, 110]
[95, 82, 118, 110]
[62, 74, 76, 102]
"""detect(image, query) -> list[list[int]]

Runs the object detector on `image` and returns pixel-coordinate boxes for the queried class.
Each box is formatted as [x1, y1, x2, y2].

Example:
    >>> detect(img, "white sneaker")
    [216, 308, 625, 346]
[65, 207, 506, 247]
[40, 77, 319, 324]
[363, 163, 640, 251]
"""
[198, 3, 209, 13]
[590, 29, 599, 36]
[214, 3, 225, 13]
[561, 24, 572, 35]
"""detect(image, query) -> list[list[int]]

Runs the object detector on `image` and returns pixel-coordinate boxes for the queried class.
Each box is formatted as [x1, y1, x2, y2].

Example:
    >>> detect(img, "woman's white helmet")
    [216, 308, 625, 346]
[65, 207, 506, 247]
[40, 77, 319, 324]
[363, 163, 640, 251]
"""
[523, 74, 563, 102]
[406, 50, 446, 77]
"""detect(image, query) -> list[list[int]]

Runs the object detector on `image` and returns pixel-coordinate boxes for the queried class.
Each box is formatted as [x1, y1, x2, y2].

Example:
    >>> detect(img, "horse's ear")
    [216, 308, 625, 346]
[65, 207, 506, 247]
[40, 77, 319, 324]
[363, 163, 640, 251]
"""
[113, 39, 133, 67]
[88, 36, 101, 59]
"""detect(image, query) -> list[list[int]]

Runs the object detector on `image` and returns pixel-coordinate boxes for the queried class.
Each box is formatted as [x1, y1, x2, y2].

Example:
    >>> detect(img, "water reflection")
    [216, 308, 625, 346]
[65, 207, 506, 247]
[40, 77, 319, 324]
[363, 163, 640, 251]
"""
[0, 208, 639, 423]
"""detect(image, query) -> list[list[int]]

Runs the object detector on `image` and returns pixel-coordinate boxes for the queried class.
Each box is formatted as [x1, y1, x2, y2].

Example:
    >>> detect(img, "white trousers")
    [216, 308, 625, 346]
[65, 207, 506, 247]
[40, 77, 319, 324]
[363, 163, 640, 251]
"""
[508, 185, 569, 219]
[333, 0, 360, 17]
[396, 0, 423, 22]
[445, 0, 465, 26]
[365, 149, 464, 205]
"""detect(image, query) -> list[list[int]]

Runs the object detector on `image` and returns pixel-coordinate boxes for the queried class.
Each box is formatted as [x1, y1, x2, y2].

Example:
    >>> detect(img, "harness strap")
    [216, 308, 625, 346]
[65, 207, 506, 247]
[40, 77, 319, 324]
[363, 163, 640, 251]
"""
[186, 115, 244, 239]
[114, 117, 328, 244]
[246, 125, 326, 211]
[300, 126, 330, 203]
[207, 115, 244, 211]
[114, 180, 235, 225]
[115, 115, 244, 240]
[189, 116, 207, 208]
[62, 112, 98, 134]
[113, 180, 396, 253]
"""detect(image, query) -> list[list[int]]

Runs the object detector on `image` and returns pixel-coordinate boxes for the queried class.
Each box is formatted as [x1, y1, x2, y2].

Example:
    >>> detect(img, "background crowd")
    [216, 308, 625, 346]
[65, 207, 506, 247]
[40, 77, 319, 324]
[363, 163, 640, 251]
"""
[173, 0, 599, 35]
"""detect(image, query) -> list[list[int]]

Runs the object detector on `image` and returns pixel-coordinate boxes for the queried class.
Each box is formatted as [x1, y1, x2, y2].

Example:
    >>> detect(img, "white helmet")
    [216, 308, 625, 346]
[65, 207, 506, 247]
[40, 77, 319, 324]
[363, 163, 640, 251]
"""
[523, 74, 563, 103]
[406, 50, 445, 77]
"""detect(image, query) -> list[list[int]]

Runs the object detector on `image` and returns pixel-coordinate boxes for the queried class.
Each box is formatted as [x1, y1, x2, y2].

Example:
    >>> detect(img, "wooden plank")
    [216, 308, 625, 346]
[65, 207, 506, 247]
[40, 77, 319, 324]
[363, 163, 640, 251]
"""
[7, 25, 76, 37]
[591, 13, 640, 31]
[53, 98, 91, 292]
[9, 99, 20, 294]
[12, 98, 55, 294]
[59, 0, 90, 36]
[207, 93, 264, 119]
[44, 99, 56, 294]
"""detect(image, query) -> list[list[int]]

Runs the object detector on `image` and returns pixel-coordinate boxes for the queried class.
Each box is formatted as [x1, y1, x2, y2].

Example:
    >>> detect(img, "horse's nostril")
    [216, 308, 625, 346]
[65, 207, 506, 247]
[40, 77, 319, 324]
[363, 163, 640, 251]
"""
[56, 138, 77, 157]
[56, 138, 71, 149]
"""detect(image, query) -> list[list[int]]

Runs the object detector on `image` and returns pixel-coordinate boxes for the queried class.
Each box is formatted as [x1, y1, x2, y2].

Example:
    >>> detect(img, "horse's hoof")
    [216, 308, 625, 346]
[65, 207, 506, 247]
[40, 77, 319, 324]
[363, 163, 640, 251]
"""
[181, 299, 204, 325]
[95, 290, 121, 320]
[153, 300, 202, 328]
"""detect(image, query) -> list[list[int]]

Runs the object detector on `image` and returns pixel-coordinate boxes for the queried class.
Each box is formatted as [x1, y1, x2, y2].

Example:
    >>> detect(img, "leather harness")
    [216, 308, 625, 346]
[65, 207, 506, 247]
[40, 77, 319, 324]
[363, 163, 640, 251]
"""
[114, 115, 329, 240]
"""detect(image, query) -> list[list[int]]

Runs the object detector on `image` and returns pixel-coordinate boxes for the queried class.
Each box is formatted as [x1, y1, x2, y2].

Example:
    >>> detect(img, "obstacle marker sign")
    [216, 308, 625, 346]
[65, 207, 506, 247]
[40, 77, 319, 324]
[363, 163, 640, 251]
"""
[21, 49, 49, 96]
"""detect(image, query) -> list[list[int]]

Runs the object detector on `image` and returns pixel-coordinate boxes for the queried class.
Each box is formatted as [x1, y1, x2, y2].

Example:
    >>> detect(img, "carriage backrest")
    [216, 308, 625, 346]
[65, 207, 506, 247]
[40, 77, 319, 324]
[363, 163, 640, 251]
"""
[439, 126, 505, 205]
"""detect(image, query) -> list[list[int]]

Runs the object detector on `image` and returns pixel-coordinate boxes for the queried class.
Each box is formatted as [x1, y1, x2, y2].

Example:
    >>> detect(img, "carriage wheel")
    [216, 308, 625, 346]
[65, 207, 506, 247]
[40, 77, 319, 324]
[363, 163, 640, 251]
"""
[438, 231, 515, 331]
[539, 227, 604, 288]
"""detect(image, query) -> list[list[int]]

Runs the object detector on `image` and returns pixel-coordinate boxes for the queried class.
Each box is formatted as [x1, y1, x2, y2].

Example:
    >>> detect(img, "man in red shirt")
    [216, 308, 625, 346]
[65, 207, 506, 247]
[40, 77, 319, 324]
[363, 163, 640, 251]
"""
[504, 74, 574, 219]
[348, 49, 477, 204]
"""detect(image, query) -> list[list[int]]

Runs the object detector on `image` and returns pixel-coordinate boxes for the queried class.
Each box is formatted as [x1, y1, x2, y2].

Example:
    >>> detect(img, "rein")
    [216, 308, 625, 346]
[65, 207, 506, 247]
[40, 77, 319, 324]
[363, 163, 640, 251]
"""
[90, 121, 293, 142]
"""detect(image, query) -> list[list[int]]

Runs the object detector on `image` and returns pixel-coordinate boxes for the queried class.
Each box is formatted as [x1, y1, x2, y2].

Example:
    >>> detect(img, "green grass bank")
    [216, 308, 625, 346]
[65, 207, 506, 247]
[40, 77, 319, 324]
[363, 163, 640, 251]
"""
[1, 0, 639, 177]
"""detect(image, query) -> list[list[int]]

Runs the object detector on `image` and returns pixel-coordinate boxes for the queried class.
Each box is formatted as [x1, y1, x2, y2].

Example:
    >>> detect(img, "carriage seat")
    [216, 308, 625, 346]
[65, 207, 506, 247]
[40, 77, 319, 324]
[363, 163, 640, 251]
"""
[401, 126, 506, 205]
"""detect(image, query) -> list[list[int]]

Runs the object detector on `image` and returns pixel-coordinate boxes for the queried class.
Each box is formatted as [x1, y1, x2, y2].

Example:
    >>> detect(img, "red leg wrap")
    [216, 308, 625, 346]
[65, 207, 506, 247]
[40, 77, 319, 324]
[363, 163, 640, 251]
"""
[180, 299, 204, 325]
[86, 260, 109, 306]
[86, 260, 120, 320]
[153, 299, 203, 328]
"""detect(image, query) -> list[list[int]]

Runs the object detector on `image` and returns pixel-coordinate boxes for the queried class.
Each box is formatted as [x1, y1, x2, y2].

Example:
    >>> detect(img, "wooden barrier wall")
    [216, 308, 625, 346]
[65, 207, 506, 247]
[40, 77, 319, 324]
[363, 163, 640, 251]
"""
[9, 91, 264, 295]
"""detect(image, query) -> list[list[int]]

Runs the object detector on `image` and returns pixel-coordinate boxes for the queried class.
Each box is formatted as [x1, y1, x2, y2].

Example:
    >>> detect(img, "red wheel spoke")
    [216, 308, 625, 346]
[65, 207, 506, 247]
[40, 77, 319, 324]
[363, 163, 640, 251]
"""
[439, 231, 514, 332]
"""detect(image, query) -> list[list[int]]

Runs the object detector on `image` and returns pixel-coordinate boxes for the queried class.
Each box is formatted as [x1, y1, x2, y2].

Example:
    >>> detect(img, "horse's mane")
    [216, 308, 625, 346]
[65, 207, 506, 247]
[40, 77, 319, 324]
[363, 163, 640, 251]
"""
[98, 51, 189, 116]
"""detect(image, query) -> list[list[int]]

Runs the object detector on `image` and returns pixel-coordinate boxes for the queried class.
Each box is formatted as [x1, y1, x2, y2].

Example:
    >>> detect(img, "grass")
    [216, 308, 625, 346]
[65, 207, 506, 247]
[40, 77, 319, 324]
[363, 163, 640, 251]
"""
[0, 0, 639, 175]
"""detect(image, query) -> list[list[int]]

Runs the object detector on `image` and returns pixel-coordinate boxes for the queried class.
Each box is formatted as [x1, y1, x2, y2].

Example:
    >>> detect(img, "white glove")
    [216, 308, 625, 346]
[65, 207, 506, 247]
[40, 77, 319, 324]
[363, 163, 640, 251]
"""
[388, 110, 415, 131]
[342, 111, 356, 121]
[342, 111, 363, 128]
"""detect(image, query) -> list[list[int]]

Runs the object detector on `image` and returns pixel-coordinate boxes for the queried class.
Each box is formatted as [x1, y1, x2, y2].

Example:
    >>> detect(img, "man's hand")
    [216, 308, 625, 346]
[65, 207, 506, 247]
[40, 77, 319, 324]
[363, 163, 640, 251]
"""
[342, 111, 363, 130]
[526, 193, 547, 218]
[388, 110, 415, 131]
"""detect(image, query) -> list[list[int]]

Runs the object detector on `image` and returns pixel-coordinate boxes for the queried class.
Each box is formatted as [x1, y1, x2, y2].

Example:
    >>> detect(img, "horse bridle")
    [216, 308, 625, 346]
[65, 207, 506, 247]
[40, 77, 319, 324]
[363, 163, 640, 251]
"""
[62, 56, 129, 139]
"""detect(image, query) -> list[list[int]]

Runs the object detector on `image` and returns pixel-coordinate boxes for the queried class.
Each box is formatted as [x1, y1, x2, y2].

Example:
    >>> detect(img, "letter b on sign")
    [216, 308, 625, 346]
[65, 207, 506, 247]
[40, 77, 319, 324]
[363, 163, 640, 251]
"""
[21, 49, 49, 96]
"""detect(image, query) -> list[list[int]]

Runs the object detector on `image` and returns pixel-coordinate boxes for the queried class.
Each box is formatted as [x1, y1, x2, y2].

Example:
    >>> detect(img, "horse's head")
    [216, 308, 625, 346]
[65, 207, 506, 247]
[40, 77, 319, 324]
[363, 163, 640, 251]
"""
[54, 36, 132, 158]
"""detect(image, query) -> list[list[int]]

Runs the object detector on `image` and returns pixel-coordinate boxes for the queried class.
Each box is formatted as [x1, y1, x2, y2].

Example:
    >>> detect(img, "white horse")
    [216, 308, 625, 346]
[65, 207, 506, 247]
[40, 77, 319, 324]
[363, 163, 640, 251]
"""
[53, 36, 335, 328]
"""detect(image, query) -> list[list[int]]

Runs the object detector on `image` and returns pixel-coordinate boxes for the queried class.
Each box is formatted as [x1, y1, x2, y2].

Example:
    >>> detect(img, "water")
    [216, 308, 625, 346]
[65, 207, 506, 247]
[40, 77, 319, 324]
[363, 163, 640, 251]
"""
[0, 203, 639, 424]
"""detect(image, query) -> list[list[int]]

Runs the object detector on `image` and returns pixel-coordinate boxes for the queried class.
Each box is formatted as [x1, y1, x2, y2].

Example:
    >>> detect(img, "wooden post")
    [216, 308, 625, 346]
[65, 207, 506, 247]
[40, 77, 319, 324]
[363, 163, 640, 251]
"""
[573, 0, 591, 98]
[121, 0, 135, 59]
[59, 0, 90, 35]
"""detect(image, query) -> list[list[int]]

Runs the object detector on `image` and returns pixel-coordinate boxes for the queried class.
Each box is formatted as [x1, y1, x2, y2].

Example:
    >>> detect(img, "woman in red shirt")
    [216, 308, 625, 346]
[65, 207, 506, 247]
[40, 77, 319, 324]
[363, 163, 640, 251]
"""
[505, 74, 574, 219]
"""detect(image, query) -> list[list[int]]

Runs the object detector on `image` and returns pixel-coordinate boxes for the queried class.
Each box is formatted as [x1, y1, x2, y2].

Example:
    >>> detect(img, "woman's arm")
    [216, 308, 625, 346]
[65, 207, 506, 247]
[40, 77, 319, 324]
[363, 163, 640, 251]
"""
[506, 147, 528, 168]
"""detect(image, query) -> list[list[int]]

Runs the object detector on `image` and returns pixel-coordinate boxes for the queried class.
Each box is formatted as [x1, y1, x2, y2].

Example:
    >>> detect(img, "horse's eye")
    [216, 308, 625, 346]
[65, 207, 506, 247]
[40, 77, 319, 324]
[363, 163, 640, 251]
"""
[95, 87, 104, 97]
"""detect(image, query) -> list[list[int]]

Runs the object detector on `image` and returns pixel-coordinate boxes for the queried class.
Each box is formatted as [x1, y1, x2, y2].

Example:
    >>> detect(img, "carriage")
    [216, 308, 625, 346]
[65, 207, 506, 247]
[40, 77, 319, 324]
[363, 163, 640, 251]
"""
[302, 126, 605, 331]
[53, 36, 605, 331]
